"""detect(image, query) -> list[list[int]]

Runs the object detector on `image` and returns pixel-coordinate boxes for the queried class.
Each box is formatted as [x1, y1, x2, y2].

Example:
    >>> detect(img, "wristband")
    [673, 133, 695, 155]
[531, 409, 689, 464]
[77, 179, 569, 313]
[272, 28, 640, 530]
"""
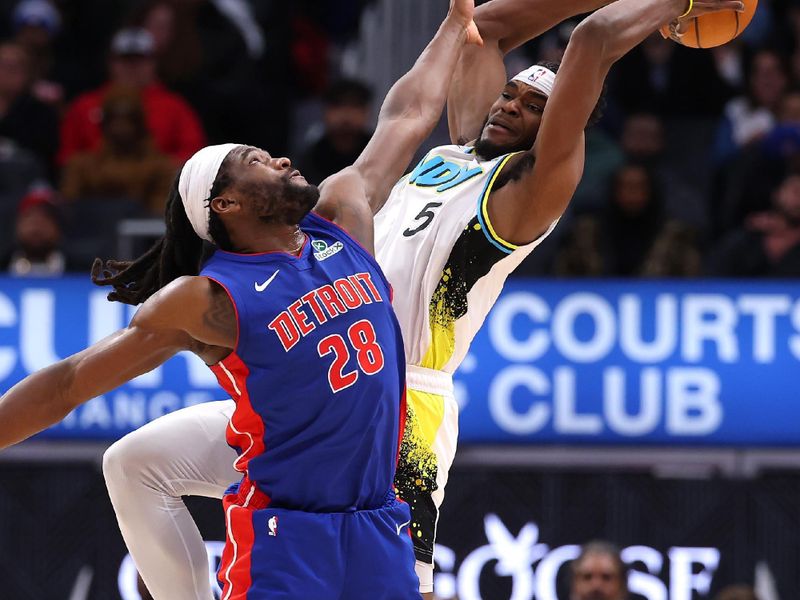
[679, 0, 694, 19]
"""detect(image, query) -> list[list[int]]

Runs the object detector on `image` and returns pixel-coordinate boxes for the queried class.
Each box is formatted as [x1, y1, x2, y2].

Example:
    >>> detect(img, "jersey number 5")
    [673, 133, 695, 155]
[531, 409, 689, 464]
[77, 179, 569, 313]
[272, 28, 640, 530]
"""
[317, 319, 386, 393]
[403, 202, 443, 237]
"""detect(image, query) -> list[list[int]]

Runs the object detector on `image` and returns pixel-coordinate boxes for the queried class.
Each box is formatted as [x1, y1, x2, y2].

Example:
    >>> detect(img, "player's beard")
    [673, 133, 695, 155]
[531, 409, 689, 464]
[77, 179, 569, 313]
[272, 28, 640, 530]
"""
[473, 116, 503, 160]
[473, 115, 537, 161]
[276, 178, 320, 225]
[474, 137, 508, 161]
[254, 176, 320, 226]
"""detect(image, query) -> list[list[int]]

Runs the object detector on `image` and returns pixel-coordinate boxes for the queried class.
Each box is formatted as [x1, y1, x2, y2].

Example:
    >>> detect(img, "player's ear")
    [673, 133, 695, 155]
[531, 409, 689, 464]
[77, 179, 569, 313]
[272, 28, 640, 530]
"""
[209, 196, 241, 214]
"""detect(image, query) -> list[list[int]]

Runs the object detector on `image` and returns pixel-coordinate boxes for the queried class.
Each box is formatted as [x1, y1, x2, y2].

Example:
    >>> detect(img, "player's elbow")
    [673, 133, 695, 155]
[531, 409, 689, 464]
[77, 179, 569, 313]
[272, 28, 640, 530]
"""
[51, 359, 82, 412]
[570, 15, 616, 67]
[472, 7, 504, 47]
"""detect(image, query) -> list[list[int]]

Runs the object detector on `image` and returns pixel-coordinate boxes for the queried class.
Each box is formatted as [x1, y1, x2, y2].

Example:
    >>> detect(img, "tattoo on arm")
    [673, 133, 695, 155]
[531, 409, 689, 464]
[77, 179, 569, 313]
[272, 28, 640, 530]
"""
[494, 152, 536, 191]
[203, 288, 237, 339]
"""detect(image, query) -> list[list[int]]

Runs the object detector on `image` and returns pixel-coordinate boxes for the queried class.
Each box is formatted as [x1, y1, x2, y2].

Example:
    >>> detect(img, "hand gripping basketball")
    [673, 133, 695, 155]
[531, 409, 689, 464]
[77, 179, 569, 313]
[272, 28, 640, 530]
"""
[662, 0, 754, 48]
[449, 0, 484, 46]
[681, 0, 745, 19]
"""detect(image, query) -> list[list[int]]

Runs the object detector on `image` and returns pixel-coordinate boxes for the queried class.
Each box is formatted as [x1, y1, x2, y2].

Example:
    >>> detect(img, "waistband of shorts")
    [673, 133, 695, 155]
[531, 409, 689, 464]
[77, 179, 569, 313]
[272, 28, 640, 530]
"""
[406, 364, 454, 397]
[224, 476, 271, 510]
[224, 483, 399, 514]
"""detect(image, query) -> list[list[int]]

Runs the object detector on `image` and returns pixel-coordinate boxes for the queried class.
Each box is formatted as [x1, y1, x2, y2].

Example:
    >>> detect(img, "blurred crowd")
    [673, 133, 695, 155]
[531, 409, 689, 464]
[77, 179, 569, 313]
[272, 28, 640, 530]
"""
[1, 0, 799, 279]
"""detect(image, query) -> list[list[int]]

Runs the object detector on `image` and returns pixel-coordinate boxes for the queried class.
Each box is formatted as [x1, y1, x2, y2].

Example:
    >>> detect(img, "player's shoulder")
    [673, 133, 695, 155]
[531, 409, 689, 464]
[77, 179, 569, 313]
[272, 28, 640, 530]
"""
[134, 276, 223, 329]
[317, 166, 366, 208]
[158, 275, 216, 300]
[312, 167, 373, 246]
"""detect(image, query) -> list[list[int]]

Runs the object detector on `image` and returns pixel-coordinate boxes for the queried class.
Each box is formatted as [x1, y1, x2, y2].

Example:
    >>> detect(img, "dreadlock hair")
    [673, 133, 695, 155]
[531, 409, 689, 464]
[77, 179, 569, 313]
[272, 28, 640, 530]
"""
[91, 158, 236, 305]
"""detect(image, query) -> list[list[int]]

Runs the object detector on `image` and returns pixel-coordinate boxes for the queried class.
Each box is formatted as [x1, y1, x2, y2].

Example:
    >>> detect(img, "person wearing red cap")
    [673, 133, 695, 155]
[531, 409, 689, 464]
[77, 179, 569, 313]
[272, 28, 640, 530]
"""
[0, 188, 80, 276]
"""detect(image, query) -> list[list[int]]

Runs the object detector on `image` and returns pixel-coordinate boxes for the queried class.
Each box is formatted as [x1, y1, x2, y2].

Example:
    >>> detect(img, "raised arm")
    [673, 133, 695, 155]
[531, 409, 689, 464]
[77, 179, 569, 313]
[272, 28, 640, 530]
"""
[314, 0, 480, 246]
[350, 0, 481, 214]
[486, 0, 744, 244]
[448, 0, 612, 143]
[0, 277, 235, 450]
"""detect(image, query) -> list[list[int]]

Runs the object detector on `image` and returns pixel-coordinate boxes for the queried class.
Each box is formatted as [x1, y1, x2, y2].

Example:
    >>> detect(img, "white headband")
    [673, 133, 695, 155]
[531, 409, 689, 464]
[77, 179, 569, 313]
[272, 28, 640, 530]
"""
[512, 65, 557, 98]
[178, 143, 242, 242]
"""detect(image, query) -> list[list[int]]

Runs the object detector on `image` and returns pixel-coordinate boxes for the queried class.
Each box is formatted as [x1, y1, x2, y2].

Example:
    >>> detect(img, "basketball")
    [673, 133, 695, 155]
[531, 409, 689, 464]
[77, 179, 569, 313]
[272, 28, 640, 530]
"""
[661, 0, 758, 49]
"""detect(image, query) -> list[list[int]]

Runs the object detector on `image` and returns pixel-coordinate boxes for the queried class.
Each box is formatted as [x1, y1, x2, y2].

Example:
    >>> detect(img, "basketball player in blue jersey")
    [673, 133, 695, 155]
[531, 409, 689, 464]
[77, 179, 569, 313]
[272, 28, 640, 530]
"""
[0, 1, 485, 598]
[87, 0, 742, 598]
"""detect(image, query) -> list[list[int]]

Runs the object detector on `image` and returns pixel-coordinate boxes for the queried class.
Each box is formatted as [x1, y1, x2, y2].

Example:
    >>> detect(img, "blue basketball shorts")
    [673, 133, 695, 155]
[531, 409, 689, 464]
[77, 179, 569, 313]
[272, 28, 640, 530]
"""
[218, 478, 421, 600]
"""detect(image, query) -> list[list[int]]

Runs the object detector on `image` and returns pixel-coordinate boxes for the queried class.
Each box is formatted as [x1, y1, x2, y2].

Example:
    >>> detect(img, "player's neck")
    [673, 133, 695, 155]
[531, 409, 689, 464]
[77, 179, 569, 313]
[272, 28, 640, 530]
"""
[227, 221, 306, 256]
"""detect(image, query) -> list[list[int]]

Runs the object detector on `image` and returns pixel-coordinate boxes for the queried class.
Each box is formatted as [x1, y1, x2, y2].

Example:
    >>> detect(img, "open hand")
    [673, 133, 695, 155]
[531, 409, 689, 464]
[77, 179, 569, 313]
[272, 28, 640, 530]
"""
[449, 0, 484, 46]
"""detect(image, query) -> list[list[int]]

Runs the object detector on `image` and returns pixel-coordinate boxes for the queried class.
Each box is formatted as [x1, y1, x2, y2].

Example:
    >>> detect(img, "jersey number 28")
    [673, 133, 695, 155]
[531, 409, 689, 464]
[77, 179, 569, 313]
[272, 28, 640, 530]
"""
[317, 319, 385, 393]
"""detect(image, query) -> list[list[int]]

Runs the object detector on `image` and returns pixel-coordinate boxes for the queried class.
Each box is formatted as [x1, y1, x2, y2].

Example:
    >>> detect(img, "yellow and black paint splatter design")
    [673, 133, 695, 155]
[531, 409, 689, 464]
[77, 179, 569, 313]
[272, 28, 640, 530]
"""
[395, 217, 508, 564]
[421, 216, 509, 371]
[394, 390, 442, 563]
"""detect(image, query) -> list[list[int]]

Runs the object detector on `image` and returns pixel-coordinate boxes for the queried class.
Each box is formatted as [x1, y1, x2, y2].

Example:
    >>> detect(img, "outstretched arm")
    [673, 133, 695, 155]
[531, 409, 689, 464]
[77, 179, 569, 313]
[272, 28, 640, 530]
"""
[0, 277, 235, 450]
[315, 0, 481, 249]
[448, 0, 613, 144]
[351, 0, 481, 214]
[486, 0, 743, 244]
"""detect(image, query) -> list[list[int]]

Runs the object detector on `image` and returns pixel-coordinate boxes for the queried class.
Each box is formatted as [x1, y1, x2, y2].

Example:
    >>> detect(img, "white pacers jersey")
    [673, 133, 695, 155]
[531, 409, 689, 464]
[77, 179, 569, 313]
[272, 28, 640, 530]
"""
[374, 144, 557, 373]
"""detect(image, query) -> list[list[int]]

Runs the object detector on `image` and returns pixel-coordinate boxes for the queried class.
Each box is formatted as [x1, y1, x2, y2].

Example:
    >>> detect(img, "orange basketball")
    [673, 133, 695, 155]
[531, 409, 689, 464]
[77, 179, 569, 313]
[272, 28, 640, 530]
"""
[660, 0, 758, 49]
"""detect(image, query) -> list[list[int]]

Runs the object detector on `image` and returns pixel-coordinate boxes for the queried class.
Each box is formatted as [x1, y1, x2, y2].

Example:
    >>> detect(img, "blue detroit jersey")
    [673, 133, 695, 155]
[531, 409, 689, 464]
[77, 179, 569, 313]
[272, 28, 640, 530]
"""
[201, 212, 406, 513]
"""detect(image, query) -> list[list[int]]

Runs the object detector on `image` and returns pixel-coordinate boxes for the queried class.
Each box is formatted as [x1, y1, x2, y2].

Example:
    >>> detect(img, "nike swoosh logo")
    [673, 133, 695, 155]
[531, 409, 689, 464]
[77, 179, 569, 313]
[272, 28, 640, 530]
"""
[255, 270, 280, 292]
[396, 519, 411, 535]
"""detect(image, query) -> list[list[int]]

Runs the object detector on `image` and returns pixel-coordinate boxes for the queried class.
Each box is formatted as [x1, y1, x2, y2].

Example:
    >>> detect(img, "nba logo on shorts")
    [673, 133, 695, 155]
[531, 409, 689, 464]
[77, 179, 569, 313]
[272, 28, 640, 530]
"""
[268, 516, 278, 537]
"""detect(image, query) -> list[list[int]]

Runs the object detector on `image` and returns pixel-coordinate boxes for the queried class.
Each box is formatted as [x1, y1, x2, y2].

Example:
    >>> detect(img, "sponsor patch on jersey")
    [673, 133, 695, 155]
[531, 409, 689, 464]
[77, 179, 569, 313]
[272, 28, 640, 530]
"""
[313, 239, 344, 261]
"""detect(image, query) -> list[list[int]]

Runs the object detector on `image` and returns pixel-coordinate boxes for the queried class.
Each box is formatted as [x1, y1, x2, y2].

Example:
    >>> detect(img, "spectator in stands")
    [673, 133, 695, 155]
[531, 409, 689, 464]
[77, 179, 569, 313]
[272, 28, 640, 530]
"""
[129, 0, 281, 152]
[0, 138, 46, 248]
[713, 585, 759, 600]
[0, 139, 45, 204]
[571, 126, 624, 211]
[620, 112, 707, 227]
[640, 220, 702, 277]
[716, 88, 800, 235]
[0, 41, 59, 171]
[621, 112, 665, 164]
[10, 0, 64, 109]
[60, 86, 176, 215]
[0, 187, 79, 276]
[762, 87, 800, 161]
[713, 49, 788, 165]
[296, 79, 373, 185]
[569, 540, 628, 600]
[553, 215, 605, 277]
[129, 0, 203, 92]
[292, 0, 331, 97]
[58, 27, 205, 167]
[554, 164, 701, 277]
[708, 172, 800, 277]
[571, 95, 623, 212]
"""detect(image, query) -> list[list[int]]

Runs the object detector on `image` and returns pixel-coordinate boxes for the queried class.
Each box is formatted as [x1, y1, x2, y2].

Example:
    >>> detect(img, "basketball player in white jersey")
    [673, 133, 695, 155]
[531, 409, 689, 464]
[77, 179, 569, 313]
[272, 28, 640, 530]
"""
[102, 0, 741, 597]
